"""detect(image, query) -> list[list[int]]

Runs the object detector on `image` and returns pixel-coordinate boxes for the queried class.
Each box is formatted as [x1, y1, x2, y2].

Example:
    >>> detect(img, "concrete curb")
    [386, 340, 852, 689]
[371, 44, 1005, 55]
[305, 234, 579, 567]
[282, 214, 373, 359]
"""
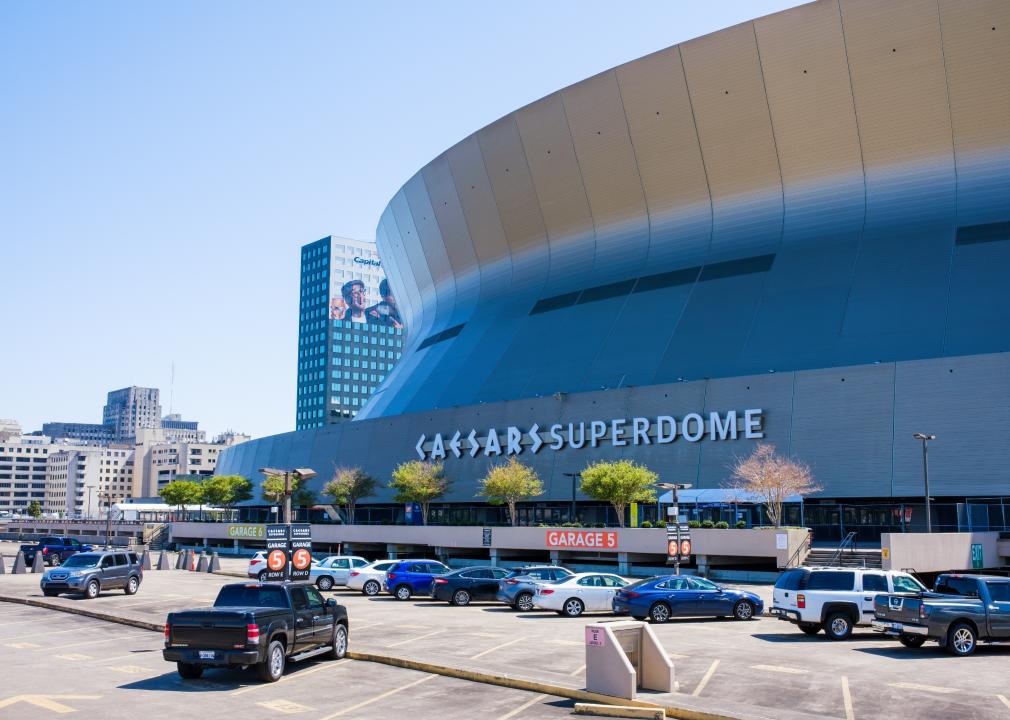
[345, 650, 740, 720]
[0, 593, 163, 633]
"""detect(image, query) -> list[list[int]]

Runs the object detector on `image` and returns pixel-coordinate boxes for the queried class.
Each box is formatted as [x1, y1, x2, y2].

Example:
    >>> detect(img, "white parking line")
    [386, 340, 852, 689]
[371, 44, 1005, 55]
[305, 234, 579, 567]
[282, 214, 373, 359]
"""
[750, 664, 809, 675]
[0, 627, 80, 642]
[568, 664, 585, 676]
[692, 660, 719, 697]
[996, 694, 1010, 710]
[842, 676, 855, 720]
[386, 629, 443, 648]
[40, 632, 153, 651]
[229, 659, 350, 696]
[470, 637, 525, 660]
[888, 682, 960, 694]
[496, 693, 548, 720]
[319, 673, 436, 719]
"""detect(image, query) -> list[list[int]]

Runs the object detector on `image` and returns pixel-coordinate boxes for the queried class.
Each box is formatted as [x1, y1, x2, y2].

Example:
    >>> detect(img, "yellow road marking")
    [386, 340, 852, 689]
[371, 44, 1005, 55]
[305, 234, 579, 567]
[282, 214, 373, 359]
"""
[5, 642, 40, 649]
[692, 660, 719, 697]
[109, 665, 149, 674]
[842, 676, 855, 720]
[470, 637, 525, 660]
[996, 695, 1010, 710]
[1, 627, 80, 642]
[668, 653, 688, 660]
[0, 694, 101, 713]
[888, 682, 960, 694]
[569, 664, 586, 676]
[750, 664, 809, 675]
[471, 632, 504, 639]
[496, 693, 548, 720]
[229, 659, 350, 696]
[257, 698, 314, 714]
[387, 629, 443, 648]
[319, 674, 436, 719]
[56, 653, 94, 661]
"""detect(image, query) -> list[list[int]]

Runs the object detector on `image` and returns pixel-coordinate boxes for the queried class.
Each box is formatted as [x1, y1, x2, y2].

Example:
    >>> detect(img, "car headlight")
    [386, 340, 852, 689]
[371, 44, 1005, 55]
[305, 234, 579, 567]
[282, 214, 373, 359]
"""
[66, 571, 83, 578]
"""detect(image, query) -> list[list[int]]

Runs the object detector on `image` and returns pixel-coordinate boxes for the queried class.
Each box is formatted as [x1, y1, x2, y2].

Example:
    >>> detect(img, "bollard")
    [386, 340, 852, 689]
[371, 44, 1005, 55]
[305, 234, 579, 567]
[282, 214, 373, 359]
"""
[12, 551, 27, 574]
[175, 550, 184, 569]
[157, 550, 171, 570]
[197, 554, 210, 572]
[208, 552, 221, 573]
[141, 550, 152, 571]
[32, 552, 45, 573]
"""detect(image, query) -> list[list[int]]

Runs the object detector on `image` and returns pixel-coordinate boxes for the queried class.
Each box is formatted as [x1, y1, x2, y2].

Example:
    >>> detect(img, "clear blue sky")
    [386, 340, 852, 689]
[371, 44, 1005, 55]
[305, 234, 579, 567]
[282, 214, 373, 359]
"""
[0, 1, 803, 440]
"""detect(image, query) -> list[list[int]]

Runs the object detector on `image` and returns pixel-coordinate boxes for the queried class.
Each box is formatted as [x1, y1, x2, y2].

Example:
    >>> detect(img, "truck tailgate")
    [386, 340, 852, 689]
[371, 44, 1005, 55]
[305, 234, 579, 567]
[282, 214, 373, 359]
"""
[873, 594, 923, 624]
[169, 610, 248, 649]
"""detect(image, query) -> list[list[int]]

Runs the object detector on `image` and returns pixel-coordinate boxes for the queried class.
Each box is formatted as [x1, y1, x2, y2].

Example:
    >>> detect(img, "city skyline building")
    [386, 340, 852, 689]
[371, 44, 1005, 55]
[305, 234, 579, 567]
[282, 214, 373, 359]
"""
[296, 235, 405, 430]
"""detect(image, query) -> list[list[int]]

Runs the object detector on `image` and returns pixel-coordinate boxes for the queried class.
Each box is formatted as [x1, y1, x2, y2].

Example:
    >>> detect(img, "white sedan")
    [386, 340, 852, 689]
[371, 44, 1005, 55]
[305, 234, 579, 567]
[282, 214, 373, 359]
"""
[533, 572, 630, 617]
[310, 555, 369, 591]
[346, 559, 401, 596]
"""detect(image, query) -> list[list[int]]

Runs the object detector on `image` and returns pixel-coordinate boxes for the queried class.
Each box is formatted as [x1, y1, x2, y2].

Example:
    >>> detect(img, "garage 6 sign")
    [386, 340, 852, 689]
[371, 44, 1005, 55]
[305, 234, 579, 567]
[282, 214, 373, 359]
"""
[545, 529, 618, 550]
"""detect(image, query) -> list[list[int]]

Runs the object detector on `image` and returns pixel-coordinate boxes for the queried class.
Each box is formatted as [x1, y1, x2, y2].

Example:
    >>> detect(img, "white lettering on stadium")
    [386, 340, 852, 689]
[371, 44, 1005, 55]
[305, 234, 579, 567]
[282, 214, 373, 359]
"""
[415, 409, 764, 460]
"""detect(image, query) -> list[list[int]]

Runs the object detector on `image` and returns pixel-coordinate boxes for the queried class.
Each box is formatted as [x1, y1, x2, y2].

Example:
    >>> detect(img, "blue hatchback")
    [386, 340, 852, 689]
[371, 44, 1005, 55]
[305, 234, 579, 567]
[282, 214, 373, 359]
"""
[384, 560, 450, 600]
[613, 575, 763, 623]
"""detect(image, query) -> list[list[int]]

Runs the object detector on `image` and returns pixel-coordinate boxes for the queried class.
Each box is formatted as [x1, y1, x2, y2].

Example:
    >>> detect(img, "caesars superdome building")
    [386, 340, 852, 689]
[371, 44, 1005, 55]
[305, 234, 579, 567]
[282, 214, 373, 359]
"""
[220, 0, 1010, 539]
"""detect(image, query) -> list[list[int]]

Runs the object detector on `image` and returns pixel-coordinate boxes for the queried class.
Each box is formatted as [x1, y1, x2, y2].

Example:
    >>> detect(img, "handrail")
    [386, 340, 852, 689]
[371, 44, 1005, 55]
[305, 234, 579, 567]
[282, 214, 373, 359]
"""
[828, 532, 857, 565]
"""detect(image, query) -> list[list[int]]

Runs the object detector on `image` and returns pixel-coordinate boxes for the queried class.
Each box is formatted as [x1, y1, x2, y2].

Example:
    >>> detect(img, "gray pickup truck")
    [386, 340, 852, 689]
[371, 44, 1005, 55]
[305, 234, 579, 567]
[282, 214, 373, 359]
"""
[871, 573, 1010, 655]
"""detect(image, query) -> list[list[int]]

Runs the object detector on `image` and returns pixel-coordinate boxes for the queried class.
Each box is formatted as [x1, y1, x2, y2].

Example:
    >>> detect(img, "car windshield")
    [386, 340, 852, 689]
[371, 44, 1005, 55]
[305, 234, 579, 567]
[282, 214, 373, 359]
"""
[61, 555, 99, 568]
[215, 585, 289, 608]
[691, 578, 720, 591]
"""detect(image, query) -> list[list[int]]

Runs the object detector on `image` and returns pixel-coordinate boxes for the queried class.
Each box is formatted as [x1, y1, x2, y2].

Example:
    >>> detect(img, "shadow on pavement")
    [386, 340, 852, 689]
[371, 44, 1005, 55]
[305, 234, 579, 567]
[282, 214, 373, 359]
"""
[855, 645, 1010, 659]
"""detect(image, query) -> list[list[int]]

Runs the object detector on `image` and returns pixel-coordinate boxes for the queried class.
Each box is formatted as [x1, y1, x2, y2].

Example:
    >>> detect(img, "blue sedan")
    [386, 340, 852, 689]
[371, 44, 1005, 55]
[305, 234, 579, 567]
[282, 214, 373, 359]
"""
[613, 575, 764, 623]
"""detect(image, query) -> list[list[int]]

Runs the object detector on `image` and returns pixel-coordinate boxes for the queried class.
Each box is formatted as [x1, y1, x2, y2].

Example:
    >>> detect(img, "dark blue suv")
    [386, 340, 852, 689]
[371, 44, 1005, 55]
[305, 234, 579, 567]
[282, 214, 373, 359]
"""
[384, 560, 449, 600]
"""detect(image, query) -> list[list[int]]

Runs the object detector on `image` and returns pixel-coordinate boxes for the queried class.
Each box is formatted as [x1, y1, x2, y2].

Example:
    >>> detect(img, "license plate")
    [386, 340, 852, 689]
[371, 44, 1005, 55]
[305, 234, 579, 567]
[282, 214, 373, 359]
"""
[199, 651, 215, 660]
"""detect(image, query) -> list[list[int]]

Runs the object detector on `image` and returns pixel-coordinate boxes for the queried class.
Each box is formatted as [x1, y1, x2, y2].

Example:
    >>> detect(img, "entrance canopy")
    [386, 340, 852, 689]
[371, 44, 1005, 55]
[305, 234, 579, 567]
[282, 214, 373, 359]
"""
[658, 488, 804, 505]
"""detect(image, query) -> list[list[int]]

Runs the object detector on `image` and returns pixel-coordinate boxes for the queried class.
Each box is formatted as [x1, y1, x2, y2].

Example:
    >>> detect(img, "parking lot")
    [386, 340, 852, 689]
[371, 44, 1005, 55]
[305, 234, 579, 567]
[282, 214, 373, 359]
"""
[1, 558, 1009, 719]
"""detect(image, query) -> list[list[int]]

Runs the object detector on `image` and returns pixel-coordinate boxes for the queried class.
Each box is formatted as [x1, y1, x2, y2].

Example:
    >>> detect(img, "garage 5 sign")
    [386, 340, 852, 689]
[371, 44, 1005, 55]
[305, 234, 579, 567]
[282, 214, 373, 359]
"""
[415, 409, 764, 460]
[546, 530, 618, 549]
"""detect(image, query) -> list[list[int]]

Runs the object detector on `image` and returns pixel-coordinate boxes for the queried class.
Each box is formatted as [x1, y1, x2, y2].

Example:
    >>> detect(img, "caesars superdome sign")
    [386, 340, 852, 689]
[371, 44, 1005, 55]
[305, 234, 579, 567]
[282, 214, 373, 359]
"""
[415, 409, 764, 460]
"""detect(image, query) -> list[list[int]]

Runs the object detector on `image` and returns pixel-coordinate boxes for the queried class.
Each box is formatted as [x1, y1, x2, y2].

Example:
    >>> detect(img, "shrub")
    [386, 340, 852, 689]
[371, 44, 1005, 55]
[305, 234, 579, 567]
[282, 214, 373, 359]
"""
[714, 521, 730, 529]
[640, 520, 653, 528]
[735, 520, 748, 529]
[655, 519, 667, 528]
[700, 520, 716, 529]
[687, 520, 701, 529]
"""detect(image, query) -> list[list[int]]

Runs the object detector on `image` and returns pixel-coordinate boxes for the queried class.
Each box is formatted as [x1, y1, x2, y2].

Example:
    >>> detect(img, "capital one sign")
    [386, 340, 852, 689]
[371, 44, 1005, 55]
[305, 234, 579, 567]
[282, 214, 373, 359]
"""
[414, 409, 764, 460]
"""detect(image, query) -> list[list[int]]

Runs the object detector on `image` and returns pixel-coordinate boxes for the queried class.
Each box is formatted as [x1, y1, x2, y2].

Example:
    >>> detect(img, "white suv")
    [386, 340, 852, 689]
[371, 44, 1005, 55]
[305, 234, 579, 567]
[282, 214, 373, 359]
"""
[771, 567, 925, 640]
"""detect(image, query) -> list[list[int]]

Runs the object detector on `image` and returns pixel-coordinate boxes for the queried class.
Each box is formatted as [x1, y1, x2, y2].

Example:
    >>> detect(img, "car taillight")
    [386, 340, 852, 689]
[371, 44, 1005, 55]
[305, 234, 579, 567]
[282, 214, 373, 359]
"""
[797, 594, 806, 609]
[42, 547, 49, 554]
[624, 591, 640, 599]
[349, 571, 360, 577]
[434, 578, 448, 584]
[247, 623, 260, 643]
[387, 573, 396, 580]
[919, 604, 928, 620]
[505, 579, 519, 585]
[540, 589, 554, 595]
[164, 623, 171, 642]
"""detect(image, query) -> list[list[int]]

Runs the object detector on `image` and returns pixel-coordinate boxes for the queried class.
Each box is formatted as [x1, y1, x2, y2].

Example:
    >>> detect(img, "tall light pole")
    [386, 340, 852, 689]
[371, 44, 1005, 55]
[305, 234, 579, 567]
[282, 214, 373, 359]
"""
[912, 433, 935, 533]
[562, 472, 581, 523]
[657, 483, 692, 575]
[260, 467, 317, 526]
[104, 491, 114, 549]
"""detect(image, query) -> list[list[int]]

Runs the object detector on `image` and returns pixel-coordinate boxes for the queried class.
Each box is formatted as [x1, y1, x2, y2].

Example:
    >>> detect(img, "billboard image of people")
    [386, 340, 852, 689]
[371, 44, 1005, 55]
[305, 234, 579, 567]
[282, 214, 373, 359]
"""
[329, 246, 403, 329]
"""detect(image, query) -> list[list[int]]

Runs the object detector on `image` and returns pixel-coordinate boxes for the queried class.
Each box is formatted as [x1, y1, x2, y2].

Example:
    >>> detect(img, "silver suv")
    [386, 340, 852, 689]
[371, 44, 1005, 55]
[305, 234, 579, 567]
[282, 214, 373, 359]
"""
[40, 550, 144, 599]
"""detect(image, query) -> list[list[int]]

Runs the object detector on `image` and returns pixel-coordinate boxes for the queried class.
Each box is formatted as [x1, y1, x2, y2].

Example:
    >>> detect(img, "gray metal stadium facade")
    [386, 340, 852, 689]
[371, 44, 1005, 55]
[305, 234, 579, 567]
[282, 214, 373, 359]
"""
[219, 0, 1010, 540]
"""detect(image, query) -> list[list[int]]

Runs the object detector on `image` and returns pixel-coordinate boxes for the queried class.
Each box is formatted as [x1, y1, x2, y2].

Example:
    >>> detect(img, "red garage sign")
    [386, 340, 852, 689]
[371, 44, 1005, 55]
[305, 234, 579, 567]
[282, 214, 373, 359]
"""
[546, 530, 618, 549]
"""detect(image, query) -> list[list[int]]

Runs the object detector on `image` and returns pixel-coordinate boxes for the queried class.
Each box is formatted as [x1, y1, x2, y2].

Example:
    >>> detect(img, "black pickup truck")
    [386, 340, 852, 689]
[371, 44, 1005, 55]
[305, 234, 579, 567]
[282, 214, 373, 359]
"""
[164, 581, 348, 682]
[871, 573, 1010, 655]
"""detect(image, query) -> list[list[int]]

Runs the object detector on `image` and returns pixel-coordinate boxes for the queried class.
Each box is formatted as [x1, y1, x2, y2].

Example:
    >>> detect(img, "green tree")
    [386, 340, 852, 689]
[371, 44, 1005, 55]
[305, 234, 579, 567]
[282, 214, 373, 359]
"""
[27, 500, 42, 518]
[390, 460, 448, 525]
[159, 479, 205, 512]
[477, 457, 543, 526]
[261, 474, 316, 509]
[322, 467, 376, 524]
[579, 460, 658, 528]
[201, 475, 253, 513]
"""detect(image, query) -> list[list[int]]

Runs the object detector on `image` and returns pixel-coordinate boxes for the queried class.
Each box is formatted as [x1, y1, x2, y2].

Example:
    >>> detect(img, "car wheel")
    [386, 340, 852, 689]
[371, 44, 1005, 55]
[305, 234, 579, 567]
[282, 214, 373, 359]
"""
[363, 580, 380, 596]
[256, 640, 286, 682]
[124, 576, 140, 595]
[514, 592, 534, 612]
[632, 616, 647, 621]
[899, 634, 926, 648]
[649, 602, 671, 624]
[317, 576, 334, 592]
[84, 579, 100, 600]
[562, 598, 585, 618]
[824, 612, 853, 640]
[258, 570, 268, 582]
[177, 662, 203, 679]
[394, 585, 412, 601]
[946, 622, 977, 656]
[733, 600, 756, 621]
[799, 622, 821, 636]
[43, 589, 58, 597]
[328, 623, 348, 659]
[452, 589, 471, 606]
[49, 554, 62, 567]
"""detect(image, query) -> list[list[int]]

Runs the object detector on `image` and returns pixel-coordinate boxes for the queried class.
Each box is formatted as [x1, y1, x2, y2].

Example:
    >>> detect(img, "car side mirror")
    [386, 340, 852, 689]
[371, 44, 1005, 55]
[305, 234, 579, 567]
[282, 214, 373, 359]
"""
[326, 598, 337, 609]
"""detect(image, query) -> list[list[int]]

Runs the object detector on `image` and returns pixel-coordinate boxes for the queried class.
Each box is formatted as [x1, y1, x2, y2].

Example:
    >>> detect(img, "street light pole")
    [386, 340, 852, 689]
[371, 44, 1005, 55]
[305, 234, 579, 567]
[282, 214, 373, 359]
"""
[562, 472, 580, 523]
[104, 492, 113, 549]
[913, 433, 936, 533]
[657, 482, 692, 575]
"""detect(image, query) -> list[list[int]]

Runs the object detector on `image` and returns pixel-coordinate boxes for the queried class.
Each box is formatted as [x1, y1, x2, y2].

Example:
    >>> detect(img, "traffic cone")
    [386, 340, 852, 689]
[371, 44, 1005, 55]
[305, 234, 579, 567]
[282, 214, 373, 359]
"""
[208, 552, 221, 573]
[11, 552, 27, 574]
[157, 550, 171, 570]
[31, 552, 45, 573]
[141, 550, 152, 570]
[190, 551, 199, 571]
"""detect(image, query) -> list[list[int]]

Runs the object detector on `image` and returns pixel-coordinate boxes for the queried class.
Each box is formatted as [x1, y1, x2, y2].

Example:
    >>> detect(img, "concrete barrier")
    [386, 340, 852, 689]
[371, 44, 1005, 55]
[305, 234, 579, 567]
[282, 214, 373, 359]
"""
[157, 551, 171, 570]
[140, 550, 152, 570]
[31, 552, 45, 573]
[11, 552, 27, 574]
[208, 552, 221, 573]
[197, 554, 210, 572]
[0, 553, 5, 574]
[882, 531, 1001, 572]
